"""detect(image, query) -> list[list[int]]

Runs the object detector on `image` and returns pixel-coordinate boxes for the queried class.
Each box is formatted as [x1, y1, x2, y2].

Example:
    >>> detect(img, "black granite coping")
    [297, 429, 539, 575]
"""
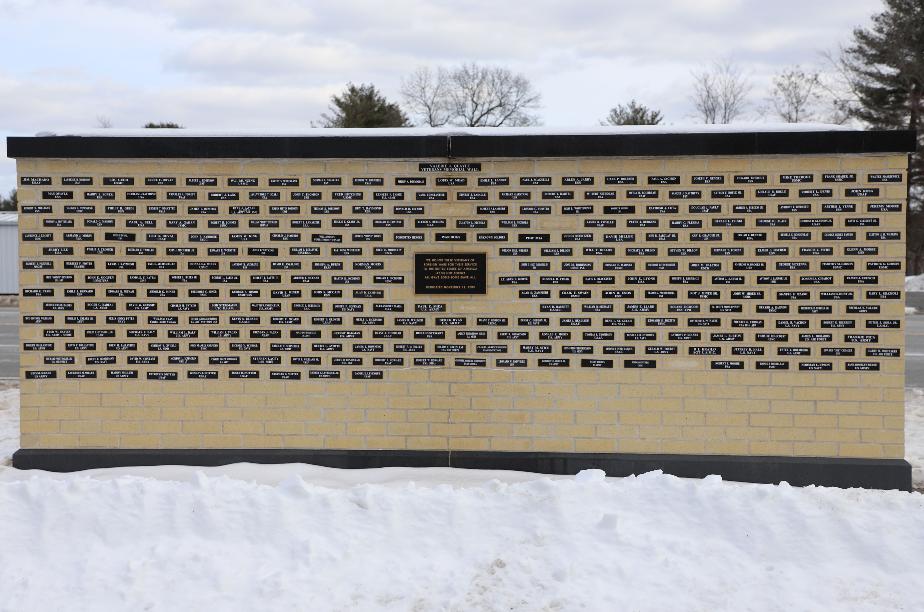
[6, 130, 916, 159]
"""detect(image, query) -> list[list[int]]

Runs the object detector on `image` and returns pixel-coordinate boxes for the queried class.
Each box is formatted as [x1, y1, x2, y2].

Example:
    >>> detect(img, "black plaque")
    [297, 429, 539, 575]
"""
[415, 253, 486, 295]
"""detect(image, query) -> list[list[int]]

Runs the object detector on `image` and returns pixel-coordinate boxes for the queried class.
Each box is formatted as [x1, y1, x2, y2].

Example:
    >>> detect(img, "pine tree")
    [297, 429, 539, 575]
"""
[320, 83, 410, 128]
[842, 0, 924, 271]
[601, 100, 663, 126]
[0, 190, 16, 211]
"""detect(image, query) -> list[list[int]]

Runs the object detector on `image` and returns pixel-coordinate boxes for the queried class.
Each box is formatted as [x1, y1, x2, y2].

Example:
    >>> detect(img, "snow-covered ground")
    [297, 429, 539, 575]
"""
[1, 389, 923, 611]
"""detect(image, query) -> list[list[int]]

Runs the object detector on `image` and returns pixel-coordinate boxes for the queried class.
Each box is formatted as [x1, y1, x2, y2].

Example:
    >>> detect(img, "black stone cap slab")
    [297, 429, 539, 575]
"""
[5, 135, 449, 159]
[449, 130, 917, 158]
[10, 448, 912, 490]
[6, 130, 916, 158]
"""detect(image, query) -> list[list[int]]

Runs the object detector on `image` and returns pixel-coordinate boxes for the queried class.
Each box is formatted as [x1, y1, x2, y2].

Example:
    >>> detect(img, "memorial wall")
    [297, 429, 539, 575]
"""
[7, 128, 915, 488]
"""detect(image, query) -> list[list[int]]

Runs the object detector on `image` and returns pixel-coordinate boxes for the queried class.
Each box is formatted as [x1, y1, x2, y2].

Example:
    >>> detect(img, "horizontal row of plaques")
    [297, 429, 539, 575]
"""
[20, 204, 904, 217]
[19, 232, 904, 244]
[27, 188, 891, 201]
[21, 171, 903, 187]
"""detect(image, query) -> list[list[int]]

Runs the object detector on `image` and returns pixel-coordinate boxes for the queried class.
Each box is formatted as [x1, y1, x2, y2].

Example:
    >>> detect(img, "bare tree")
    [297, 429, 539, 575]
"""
[768, 66, 822, 122]
[401, 67, 452, 127]
[819, 49, 866, 126]
[690, 61, 751, 123]
[402, 63, 541, 127]
[96, 115, 113, 128]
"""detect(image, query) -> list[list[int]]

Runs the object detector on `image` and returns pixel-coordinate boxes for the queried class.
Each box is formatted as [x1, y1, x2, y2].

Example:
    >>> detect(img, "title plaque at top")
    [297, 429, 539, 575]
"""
[419, 163, 482, 172]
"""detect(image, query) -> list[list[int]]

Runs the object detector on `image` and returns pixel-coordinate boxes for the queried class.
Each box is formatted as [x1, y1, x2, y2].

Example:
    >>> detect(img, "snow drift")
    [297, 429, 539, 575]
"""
[1, 467, 923, 612]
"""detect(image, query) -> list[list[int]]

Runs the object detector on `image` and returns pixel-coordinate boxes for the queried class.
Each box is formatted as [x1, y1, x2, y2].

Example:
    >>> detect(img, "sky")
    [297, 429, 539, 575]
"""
[0, 0, 885, 194]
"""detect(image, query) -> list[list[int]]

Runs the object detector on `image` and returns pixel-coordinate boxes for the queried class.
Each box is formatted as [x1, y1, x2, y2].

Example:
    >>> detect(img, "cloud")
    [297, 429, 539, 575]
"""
[164, 33, 367, 82]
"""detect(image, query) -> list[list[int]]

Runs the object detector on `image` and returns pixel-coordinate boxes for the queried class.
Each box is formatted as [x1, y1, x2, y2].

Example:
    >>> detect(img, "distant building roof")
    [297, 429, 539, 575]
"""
[0, 213, 17, 226]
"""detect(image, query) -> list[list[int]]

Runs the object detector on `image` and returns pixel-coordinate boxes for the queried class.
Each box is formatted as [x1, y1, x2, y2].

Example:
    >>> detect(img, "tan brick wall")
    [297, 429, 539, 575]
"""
[16, 153, 908, 459]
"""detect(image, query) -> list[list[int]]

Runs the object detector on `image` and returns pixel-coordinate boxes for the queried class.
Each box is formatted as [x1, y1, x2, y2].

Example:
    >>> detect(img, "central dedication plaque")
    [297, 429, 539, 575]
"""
[415, 253, 487, 294]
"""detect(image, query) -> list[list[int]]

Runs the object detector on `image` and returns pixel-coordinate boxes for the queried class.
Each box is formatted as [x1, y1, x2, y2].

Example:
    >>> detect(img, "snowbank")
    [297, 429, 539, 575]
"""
[0, 387, 18, 465]
[907, 388, 924, 487]
[906, 274, 924, 292]
[0, 468, 920, 611]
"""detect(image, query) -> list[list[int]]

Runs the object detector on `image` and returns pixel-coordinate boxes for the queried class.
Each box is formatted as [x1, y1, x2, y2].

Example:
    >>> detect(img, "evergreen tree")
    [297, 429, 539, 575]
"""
[144, 122, 184, 128]
[0, 190, 16, 211]
[601, 100, 663, 126]
[320, 83, 410, 128]
[841, 0, 924, 270]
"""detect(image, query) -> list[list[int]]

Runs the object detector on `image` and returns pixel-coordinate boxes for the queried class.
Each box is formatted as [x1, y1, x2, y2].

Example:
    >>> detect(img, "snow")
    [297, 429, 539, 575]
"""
[906, 274, 924, 292]
[1, 389, 923, 610]
[0, 465, 921, 611]
[907, 388, 924, 487]
[0, 387, 18, 466]
[34, 123, 852, 138]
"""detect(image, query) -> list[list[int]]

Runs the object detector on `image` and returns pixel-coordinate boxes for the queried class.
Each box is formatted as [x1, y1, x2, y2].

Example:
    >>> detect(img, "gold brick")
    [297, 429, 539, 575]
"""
[201, 435, 244, 448]
[770, 428, 815, 442]
[663, 413, 706, 427]
[142, 421, 181, 434]
[406, 436, 448, 450]
[618, 439, 662, 453]
[77, 434, 120, 447]
[661, 440, 705, 454]
[60, 420, 101, 434]
[281, 435, 325, 448]
[839, 415, 883, 429]
[224, 421, 266, 434]
[365, 436, 408, 450]
[241, 435, 284, 449]
[490, 437, 533, 451]
[449, 437, 490, 450]
[792, 442, 838, 456]
[620, 412, 661, 426]
[39, 405, 78, 420]
[534, 438, 574, 452]
[120, 435, 162, 448]
[838, 443, 883, 458]
[860, 429, 903, 444]
[182, 421, 222, 434]
[749, 441, 794, 456]
[162, 434, 203, 448]
[575, 438, 618, 452]
[347, 422, 387, 436]
[704, 440, 749, 455]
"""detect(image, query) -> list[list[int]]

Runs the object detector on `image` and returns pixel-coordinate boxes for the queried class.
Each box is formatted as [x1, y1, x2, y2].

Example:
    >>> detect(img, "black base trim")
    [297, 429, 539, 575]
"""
[11, 449, 911, 490]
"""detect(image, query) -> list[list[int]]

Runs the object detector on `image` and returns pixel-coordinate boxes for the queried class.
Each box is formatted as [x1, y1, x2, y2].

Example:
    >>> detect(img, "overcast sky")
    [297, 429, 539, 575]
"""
[0, 0, 885, 193]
